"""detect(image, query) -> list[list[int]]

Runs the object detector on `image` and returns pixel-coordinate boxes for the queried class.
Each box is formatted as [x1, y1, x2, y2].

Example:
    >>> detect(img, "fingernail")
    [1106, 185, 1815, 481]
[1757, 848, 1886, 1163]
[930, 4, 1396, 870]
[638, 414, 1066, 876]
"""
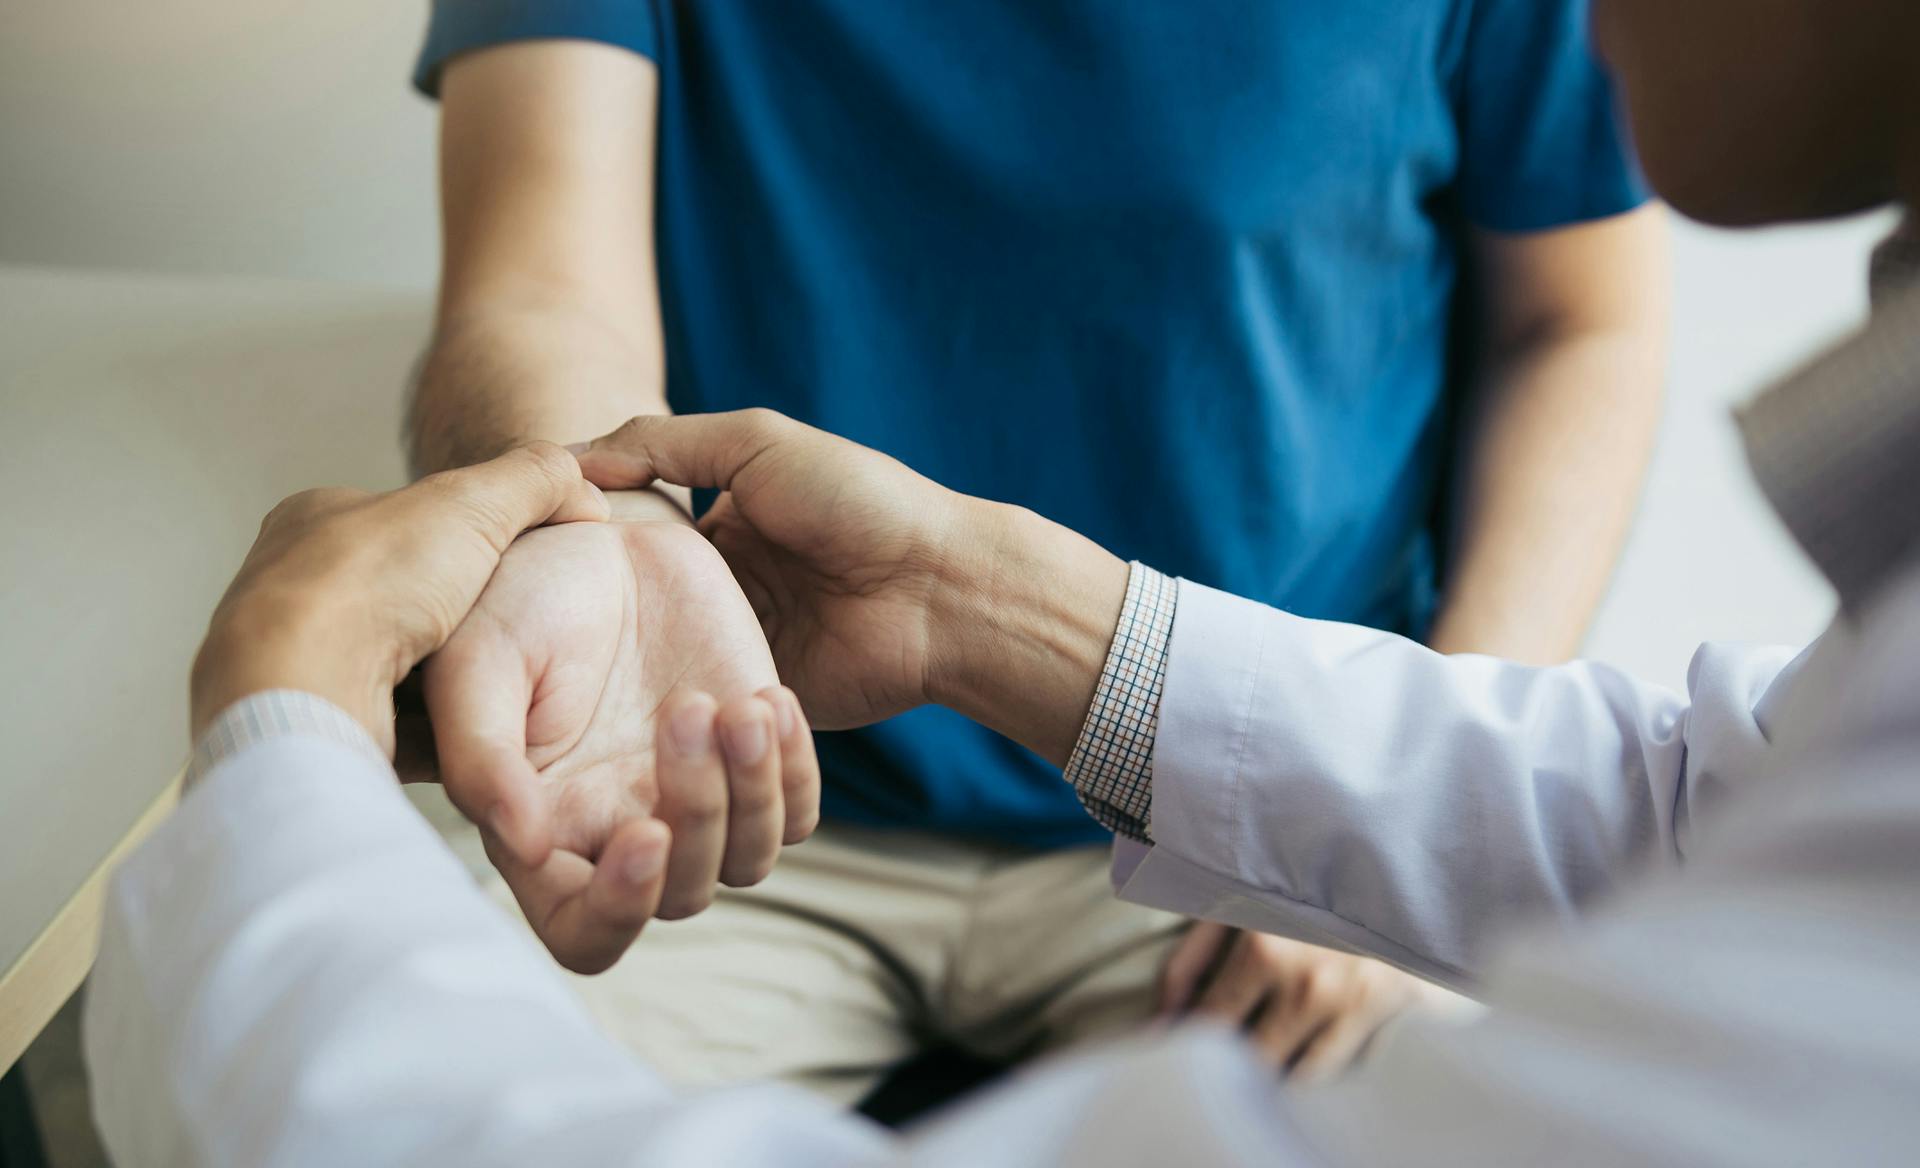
[670, 701, 714, 758]
[773, 691, 799, 738]
[723, 714, 769, 765]
[564, 441, 591, 456]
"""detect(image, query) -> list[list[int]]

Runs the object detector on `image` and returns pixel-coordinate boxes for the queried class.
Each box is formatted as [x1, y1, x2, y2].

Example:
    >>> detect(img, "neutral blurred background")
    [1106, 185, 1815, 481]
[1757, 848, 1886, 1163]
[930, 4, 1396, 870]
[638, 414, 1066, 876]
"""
[0, 2, 1899, 1164]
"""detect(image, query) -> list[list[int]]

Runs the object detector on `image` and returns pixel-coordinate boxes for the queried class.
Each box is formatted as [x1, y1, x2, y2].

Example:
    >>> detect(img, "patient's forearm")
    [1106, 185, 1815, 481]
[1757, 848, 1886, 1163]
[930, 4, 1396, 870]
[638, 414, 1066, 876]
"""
[409, 303, 689, 523]
[1430, 209, 1670, 663]
[1427, 326, 1664, 662]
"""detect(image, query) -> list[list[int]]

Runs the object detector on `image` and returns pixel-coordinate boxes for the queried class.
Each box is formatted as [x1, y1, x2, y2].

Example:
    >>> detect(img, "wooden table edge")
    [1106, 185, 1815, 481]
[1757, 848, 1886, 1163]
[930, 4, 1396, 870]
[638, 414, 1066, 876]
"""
[0, 773, 184, 1072]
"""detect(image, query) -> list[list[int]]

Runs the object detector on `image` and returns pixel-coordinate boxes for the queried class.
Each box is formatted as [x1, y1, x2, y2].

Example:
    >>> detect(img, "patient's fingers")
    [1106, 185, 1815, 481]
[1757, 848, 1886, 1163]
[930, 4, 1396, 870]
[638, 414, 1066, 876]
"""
[1286, 1011, 1374, 1084]
[716, 695, 783, 887]
[484, 818, 669, 976]
[1192, 937, 1268, 1023]
[653, 691, 728, 920]
[1158, 920, 1230, 1016]
[424, 635, 551, 866]
[1251, 989, 1326, 1070]
[765, 686, 820, 845]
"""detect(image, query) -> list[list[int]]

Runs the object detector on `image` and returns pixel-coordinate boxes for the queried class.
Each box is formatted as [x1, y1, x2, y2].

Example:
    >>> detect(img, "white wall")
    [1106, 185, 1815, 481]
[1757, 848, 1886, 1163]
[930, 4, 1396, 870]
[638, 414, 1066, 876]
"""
[0, 0, 1896, 688]
[0, 1, 439, 287]
[1585, 211, 1893, 687]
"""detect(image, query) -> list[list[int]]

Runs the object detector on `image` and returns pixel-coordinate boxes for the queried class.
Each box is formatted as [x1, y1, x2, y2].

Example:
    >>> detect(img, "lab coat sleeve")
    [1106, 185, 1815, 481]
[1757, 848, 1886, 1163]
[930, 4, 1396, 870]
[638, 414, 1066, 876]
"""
[82, 733, 891, 1168]
[85, 724, 1345, 1168]
[1112, 579, 1806, 989]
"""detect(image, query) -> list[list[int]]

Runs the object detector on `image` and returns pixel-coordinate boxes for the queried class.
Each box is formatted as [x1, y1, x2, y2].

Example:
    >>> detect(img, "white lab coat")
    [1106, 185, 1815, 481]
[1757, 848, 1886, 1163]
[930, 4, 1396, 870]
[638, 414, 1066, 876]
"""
[85, 561, 1920, 1166]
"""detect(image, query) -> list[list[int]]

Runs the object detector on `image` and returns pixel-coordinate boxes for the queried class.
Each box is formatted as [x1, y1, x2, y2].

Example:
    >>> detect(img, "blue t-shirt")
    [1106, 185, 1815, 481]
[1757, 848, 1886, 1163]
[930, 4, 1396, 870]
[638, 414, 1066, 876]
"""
[418, 1, 1646, 849]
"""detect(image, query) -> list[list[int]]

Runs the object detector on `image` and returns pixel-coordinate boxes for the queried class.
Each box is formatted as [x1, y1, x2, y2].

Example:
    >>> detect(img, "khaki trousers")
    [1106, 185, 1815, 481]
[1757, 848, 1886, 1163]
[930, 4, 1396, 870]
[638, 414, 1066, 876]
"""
[414, 788, 1188, 1107]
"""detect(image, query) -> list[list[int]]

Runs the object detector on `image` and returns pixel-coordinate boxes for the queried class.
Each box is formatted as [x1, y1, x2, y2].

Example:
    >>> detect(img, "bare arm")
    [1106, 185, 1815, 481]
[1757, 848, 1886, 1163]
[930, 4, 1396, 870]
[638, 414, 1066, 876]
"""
[408, 43, 819, 962]
[1426, 205, 1671, 662]
[410, 40, 687, 523]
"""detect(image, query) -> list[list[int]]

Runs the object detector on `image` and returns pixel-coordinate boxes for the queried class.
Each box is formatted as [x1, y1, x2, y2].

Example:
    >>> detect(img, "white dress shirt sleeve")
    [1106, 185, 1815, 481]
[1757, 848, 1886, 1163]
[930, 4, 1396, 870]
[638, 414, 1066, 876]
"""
[84, 692, 1332, 1168]
[1112, 580, 1807, 988]
[85, 696, 892, 1168]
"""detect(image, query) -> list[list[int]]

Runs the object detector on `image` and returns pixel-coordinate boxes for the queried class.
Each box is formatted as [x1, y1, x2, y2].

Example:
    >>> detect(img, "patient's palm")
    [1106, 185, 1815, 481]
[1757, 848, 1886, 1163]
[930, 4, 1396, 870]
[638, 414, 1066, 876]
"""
[428, 521, 776, 860]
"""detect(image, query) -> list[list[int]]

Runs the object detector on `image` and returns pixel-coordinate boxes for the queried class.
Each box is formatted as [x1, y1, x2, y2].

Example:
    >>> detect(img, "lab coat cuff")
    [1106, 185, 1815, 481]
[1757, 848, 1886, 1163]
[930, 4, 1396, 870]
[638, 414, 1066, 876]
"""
[1138, 579, 1278, 874]
[187, 689, 389, 791]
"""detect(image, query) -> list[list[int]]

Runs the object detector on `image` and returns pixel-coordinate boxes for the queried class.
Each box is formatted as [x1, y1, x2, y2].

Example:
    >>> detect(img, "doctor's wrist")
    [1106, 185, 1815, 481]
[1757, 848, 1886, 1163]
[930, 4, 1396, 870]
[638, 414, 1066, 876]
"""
[189, 594, 392, 756]
[926, 501, 1129, 767]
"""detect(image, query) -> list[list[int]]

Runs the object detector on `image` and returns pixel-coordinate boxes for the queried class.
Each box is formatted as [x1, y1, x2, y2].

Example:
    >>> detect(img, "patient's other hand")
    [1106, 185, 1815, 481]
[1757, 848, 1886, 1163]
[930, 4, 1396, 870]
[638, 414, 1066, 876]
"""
[425, 521, 819, 973]
[1159, 922, 1460, 1083]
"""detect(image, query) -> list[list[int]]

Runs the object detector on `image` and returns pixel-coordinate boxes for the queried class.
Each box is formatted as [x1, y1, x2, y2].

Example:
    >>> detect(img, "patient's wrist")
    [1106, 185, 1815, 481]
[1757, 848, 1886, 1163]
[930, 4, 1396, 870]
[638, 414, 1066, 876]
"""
[927, 502, 1129, 766]
[605, 484, 694, 525]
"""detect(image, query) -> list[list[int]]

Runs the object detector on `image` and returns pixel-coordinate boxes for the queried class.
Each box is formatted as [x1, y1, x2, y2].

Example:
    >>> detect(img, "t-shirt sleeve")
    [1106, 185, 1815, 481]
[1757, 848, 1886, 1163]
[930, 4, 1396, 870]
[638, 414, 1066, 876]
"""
[1452, 0, 1649, 232]
[413, 0, 661, 97]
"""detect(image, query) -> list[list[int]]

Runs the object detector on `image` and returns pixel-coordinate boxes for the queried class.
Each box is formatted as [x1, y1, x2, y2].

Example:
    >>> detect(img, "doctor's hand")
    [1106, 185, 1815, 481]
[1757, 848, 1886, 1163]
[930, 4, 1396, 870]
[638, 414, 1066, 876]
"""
[574, 411, 1130, 765]
[426, 520, 821, 973]
[1159, 922, 1457, 1083]
[190, 443, 607, 756]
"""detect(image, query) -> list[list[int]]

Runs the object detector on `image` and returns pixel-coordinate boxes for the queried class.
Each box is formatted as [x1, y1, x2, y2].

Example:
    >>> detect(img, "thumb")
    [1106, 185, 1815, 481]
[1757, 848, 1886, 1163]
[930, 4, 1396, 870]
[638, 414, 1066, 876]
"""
[416, 441, 611, 555]
[487, 817, 671, 975]
[423, 635, 552, 867]
[572, 410, 799, 494]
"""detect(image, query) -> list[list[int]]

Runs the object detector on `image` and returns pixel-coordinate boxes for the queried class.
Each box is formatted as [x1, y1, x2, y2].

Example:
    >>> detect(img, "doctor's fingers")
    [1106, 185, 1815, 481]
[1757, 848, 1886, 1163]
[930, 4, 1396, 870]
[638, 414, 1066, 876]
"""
[574, 409, 805, 496]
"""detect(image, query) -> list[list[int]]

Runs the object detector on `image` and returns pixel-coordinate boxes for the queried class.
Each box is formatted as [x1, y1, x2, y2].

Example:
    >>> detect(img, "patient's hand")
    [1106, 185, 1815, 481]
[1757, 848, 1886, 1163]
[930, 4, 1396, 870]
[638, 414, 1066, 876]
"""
[1159, 922, 1460, 1082]
[425, 520, 819, 973]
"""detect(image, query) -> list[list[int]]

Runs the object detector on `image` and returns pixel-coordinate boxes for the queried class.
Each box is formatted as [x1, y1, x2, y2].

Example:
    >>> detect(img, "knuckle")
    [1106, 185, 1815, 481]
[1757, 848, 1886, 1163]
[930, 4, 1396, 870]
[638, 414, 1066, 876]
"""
[612, 415, 655, 446]
[264, 489, 321, 525]
[780, 764, 818, 798]
[735, 408, 792, 447]
[263, 486, 354, 530]
[726, 780, 779, 818]
[517, 439, 576, 482]
[668, 784, 728, 828]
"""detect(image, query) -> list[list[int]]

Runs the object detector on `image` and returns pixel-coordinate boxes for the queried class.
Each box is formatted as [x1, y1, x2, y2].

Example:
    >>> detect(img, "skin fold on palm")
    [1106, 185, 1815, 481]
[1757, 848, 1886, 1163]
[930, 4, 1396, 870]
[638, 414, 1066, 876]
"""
[426, 519, 807, 970]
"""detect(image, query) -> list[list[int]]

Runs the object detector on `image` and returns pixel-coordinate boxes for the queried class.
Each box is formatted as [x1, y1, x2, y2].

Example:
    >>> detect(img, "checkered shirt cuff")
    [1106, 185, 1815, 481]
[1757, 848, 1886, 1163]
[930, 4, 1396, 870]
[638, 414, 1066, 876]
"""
[187, 690, 388, 790]
[1062, 563, 1177, 842]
